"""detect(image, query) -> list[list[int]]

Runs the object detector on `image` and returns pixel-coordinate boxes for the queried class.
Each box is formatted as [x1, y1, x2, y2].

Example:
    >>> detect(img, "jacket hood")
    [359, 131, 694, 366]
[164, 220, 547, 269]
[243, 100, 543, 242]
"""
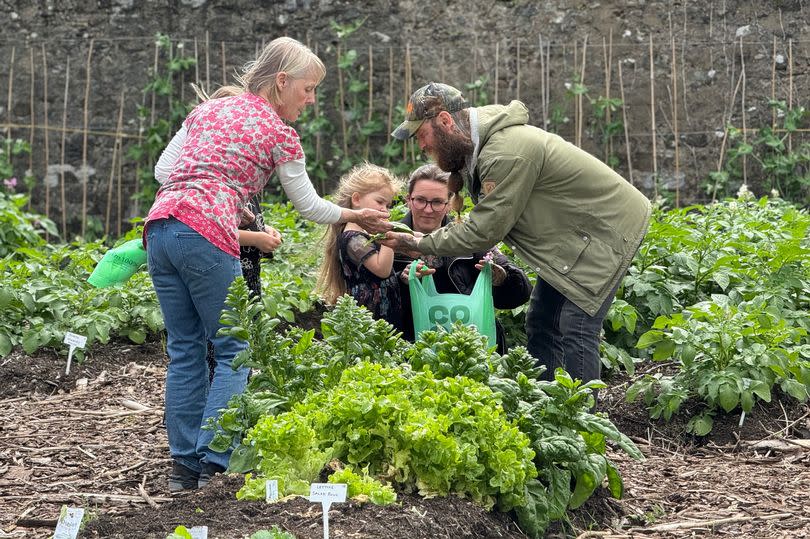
[476, 100, 530, 150]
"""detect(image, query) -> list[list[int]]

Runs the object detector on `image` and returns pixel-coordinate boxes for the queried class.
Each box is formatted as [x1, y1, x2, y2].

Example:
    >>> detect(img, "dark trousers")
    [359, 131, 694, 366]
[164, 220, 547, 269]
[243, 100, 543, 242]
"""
[526, 278, 620, 384]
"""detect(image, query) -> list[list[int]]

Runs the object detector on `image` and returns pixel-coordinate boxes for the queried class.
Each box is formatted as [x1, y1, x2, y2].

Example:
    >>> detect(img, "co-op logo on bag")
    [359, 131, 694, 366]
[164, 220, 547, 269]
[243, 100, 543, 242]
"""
[428, 304, 472, 326]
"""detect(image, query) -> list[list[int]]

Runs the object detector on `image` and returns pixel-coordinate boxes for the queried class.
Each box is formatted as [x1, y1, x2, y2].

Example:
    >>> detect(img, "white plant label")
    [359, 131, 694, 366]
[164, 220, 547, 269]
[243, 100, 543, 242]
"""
[188, 526, 208, 539]
[53, 506, 84, 539]
[309, 483, 347, 539]
[63, 331, 87, 375]
[308, 482, 347, 503]
[265, 479, 279, 502]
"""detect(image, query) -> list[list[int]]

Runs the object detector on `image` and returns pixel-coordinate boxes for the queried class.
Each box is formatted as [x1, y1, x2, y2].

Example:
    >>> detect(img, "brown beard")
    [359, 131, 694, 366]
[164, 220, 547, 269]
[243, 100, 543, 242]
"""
[432, 123, 474, 174]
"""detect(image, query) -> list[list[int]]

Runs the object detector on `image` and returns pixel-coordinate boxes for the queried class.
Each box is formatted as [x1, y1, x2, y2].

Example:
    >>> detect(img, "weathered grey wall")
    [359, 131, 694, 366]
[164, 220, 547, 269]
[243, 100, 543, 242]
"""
[1, 1, 809, 237]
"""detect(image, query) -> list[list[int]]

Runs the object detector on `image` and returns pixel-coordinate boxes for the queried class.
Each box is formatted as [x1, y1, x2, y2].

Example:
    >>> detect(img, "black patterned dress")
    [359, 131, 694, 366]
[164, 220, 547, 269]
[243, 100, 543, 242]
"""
[207, 196, 266, 382]
[338, 229, 402, 331]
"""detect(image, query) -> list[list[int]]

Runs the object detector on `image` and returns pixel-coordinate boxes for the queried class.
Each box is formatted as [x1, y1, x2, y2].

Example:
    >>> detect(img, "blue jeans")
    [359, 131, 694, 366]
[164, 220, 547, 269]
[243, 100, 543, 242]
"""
[146, 217, 249, 472]
[526, 278, 620, 384]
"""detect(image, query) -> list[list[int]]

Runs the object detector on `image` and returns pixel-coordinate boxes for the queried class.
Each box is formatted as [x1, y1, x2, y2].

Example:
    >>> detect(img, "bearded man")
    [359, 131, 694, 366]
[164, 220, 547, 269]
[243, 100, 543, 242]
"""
[384, 82, 651, 387]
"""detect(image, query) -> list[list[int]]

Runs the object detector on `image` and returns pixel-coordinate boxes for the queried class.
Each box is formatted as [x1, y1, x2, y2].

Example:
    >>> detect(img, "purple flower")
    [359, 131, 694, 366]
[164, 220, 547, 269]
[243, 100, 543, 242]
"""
[3, 177, 17, 190]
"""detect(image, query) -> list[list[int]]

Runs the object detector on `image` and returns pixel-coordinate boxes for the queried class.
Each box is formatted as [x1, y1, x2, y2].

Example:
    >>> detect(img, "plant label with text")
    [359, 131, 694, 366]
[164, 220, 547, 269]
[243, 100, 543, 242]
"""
[53, 506, 84, 539]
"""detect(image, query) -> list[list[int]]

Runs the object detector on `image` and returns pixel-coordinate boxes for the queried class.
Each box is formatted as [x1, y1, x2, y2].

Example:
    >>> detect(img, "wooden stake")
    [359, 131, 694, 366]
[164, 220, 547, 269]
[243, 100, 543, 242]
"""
[81, 39, 94, 238]
[494, 41, 499, 104]
[59, 57, 70, 238]
[711, 71, 744, 202]
[618, 61, 634, 186]
[649, 35, 658, 199]
[41, 44, 51, 236]
[670, 13, 680, 207]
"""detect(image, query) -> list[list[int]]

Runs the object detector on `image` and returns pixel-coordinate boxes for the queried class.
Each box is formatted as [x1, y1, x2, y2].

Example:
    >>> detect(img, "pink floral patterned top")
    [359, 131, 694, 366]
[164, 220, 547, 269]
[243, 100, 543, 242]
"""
[144, 92, 303, 257]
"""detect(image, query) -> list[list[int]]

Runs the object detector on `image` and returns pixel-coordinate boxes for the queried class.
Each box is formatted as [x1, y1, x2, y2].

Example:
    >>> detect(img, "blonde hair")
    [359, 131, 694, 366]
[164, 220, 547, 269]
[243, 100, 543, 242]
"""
[316, 163, 403, 304]
[190, 83, 243, 103]
[238, 37, 325, 105]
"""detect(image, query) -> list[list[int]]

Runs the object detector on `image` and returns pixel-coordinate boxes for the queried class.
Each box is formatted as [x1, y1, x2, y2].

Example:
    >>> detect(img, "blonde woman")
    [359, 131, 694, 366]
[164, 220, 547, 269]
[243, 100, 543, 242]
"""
[144, 37, 390, 493]
[317, 163, 404, 329]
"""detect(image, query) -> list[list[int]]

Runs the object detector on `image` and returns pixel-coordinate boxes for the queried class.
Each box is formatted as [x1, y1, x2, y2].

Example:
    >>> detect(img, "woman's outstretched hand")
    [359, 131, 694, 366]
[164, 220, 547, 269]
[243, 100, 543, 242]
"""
[353, 208, 391, 234]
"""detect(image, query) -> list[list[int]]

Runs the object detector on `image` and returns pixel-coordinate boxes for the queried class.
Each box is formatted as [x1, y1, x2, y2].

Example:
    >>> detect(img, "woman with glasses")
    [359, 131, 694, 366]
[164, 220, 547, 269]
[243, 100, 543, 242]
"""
[393, 163, 531, 352]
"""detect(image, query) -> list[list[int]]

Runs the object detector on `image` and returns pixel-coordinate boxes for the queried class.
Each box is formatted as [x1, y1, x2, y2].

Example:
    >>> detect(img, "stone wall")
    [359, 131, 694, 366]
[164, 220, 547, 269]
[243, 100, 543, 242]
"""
[2, 0, 809, 236]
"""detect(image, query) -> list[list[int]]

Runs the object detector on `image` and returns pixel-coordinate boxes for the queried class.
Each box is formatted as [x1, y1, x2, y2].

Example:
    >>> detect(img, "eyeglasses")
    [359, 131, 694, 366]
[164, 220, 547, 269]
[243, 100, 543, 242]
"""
[409, 196, 449, 211]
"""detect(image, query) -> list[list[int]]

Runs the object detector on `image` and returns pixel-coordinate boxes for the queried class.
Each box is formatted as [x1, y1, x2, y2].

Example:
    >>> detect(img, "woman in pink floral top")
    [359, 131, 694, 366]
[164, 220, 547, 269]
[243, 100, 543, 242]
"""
[144, 37, 390, 493]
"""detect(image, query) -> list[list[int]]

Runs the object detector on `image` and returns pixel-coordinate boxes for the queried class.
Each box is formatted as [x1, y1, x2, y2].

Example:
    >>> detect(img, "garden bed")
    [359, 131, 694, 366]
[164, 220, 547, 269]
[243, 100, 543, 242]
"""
[0, 339, 807, 538]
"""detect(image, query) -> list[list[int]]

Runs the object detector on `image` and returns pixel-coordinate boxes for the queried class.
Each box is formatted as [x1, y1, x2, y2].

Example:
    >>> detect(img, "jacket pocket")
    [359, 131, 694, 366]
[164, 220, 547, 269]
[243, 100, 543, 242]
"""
[550, 230, 621, 296]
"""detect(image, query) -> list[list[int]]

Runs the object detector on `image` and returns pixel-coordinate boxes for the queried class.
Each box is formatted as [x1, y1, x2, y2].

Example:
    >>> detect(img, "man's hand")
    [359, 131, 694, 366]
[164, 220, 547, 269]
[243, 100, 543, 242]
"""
[399, 260, 436, 284]
[476, 259, 506, 286]
[381, 231, 422, 258]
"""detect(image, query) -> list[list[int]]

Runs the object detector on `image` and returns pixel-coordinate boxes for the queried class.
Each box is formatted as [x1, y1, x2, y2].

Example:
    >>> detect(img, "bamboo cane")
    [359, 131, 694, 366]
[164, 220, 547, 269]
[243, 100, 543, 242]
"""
[59, 57, 70, 238]
[711, 71, 744, 202]
[515, 39, 521, 102]
[28, 47, 35, 210]
[670, 14, 680, 207]
[494, 41, 499, 104]
[538, 36, 547, 127]
[739, 35, 747, 188]
[194, 38, 200, 85]
[205, 31, 211, 93]
[770, 36, 777, 130]
[116, 91, 124, 237]
[365, 44, 373, 160]
[649, 35, 658, 199]
[105, 92, 124, 236]
[386, 46, 393, 142]
[577, 36, 588, 148]
[150, 40, 158, 127]
[618, 61, 634, 186]
[404, 42, 413, 163]
[336, 42, 348, 158]
[313, 43, 323, 194]
[602, 33, 611, 163]
[5, 46, 14, 140]
[41, 44, 50, 236]
[81, 39, 94, 238]
[787, 39, 793, 153]
[221, 41, 226, 85]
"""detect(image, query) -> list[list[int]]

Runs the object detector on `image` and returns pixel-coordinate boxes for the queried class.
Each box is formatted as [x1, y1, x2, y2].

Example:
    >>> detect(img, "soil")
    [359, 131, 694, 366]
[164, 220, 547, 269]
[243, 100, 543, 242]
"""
[1, 336, 808, 539]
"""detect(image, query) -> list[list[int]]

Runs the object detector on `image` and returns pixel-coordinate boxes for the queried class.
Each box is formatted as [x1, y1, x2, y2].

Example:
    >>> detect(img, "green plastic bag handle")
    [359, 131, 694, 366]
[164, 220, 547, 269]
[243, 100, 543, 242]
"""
[87, 239, 147, 288]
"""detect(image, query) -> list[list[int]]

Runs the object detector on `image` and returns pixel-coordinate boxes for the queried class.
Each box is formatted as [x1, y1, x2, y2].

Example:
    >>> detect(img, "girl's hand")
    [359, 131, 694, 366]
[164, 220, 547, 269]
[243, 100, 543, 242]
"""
[400, 260, 435, 284]
[254, 229, 282, 253]
[265, 225, 283, 244]
[475, 259, 506, 286]
[239, 208, 256, 227]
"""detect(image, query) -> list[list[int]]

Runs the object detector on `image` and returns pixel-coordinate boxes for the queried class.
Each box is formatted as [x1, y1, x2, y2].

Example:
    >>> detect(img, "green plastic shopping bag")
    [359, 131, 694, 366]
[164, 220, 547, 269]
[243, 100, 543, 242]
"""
[87, 239, 147, 288]
[408, 260, 497, 346]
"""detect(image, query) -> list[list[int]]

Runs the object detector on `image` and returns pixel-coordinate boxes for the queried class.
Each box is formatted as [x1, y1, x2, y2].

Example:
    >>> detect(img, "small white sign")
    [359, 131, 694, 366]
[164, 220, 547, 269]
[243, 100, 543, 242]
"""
[63, 332, 88, 348]
[63, 332, 87, 375]
[53, 506, 84, 539]
[188, 526, 208, 539]
[265, 479, 279, 502]
[308, 482, 347, 503]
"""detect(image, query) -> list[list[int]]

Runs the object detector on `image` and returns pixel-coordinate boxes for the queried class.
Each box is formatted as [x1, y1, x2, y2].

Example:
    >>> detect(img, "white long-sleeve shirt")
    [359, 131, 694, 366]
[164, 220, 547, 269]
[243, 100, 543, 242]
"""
[154, 125, 342, 224]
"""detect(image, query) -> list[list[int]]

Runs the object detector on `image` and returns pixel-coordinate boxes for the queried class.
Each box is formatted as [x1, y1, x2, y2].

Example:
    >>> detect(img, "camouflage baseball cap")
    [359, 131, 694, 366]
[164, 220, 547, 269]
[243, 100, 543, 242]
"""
[391, 82, 470, 140]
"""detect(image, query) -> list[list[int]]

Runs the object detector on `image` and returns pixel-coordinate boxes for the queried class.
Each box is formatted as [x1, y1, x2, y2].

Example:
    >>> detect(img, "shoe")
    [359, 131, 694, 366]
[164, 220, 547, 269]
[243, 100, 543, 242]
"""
[168, 461, 200, 493]
[198, 462, 226, 488]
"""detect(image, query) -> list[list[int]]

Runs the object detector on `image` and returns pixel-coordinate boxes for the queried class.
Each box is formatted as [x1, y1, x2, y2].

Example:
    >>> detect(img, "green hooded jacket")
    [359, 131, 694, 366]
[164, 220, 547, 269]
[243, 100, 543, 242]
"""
[418, 100, 651, 316]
